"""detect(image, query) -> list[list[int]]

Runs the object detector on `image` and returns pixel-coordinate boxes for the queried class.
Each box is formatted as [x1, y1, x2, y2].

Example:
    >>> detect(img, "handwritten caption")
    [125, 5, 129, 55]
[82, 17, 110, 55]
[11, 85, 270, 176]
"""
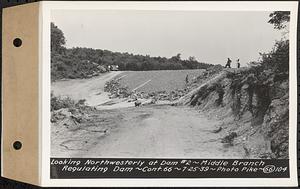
[50, 158, 289, 178]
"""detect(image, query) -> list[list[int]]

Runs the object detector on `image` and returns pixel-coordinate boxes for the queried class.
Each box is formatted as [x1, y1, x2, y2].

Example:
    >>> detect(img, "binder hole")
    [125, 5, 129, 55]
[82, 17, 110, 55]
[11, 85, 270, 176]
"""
[13, 38, 22, 47]
[13, 141, 22, 150]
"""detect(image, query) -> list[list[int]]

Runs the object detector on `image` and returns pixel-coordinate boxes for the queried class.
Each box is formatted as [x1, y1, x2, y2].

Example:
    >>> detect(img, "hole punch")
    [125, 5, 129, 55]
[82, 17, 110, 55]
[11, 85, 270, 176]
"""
[13, 38, 22, 47]
[13, 141, 22, 150]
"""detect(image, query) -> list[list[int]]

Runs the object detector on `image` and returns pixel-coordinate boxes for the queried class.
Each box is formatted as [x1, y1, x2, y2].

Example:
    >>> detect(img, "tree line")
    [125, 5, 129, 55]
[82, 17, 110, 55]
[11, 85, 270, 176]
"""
[51, 22, 213, 81]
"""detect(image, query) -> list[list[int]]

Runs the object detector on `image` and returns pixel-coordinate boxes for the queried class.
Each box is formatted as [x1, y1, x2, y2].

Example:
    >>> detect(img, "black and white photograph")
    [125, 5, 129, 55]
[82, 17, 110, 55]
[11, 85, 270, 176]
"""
[1, 1, 298, 187]
[50, 8, 291, 160]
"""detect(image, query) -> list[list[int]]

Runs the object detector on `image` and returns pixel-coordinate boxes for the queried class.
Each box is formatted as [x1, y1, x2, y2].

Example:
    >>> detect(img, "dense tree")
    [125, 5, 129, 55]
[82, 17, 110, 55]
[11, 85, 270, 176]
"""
[188, 56, 196, 62]
[256, 11, 290, 74]
[259, 40, 289, 73]
[51, 23, 213, 81]
[268, 11, 290, 30]
[170, 53, 182, 62]
[51, 22, 66, 54]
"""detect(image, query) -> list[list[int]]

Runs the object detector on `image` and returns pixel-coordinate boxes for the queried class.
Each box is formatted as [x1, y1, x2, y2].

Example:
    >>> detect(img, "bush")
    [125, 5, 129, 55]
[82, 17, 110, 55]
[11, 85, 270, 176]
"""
[51, 92, 75, 111]
[259, 40, 289, 74]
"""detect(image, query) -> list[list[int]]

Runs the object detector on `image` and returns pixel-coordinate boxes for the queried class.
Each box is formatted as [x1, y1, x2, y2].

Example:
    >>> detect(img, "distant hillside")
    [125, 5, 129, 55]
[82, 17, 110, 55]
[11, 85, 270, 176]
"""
[51, 22, 213, 81]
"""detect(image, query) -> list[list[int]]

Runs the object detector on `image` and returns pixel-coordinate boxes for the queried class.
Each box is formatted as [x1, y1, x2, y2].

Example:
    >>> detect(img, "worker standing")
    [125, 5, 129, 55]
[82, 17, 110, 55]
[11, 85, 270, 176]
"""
[185, 74, 189, 85]
[237, 59, 240, 68]
[224, 58, 232, 68]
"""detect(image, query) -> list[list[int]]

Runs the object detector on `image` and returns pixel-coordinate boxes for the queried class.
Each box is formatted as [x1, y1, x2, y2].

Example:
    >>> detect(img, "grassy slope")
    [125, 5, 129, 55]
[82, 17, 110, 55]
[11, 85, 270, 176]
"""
[115, 69, 205, 93]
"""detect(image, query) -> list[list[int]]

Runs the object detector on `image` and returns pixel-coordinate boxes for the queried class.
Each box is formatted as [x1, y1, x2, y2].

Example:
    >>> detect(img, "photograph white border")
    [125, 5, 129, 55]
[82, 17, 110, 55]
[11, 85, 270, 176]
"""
[40, 1, 298, 187]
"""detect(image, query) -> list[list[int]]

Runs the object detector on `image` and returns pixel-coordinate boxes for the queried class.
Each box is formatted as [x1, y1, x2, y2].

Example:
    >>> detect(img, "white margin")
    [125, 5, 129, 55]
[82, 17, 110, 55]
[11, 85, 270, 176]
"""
[40, 1, 299, 187]
[38, 1, 43, 186]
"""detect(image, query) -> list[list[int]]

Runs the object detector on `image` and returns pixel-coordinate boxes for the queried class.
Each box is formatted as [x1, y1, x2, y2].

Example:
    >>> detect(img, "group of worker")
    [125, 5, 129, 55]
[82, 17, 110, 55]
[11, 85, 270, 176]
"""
[224, 58, 240, 68]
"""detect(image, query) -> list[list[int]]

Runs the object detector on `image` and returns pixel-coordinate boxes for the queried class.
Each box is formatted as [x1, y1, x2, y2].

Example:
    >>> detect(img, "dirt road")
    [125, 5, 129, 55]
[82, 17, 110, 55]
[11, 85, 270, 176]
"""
[52, 105, 245, 158]
[51, 71, 245, 158]
[52, 71, 122, 106]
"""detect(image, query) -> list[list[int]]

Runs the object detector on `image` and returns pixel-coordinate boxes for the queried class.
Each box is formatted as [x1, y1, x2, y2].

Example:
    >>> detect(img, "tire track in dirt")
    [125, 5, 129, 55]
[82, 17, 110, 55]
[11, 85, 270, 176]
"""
[60, 105, 246, 158]
[52, 71, 122, 106]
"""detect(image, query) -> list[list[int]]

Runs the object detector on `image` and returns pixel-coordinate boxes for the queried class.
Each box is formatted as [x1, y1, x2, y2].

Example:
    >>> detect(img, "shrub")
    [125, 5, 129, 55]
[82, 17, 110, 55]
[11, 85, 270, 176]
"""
[51, 92, 75, 111]
[259, 40, 289, 74]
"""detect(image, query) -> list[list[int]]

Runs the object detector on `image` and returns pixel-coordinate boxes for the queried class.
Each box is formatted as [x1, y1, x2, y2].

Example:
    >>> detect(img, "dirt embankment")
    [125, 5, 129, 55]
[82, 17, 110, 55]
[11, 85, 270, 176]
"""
[176, 67, 289, 158]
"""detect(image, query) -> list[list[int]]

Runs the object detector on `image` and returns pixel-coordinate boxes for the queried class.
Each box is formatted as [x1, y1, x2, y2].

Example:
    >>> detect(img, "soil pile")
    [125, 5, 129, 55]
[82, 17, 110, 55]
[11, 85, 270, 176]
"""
[51, 98, 118, 156]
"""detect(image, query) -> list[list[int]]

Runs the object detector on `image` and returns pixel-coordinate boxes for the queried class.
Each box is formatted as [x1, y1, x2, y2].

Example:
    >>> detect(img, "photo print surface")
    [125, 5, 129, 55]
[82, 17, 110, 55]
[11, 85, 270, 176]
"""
[50, 10, 290, 159]
[42, 2, 300, 183]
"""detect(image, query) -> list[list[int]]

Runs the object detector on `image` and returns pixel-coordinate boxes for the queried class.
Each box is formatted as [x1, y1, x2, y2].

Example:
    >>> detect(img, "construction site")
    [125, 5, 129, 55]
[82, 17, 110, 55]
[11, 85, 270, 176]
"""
[51, 64, 288, 159]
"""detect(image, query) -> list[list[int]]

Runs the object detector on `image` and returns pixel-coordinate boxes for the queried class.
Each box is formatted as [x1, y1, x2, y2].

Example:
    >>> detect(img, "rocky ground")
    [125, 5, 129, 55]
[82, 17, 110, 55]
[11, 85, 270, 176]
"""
[104, 65, 223, 103]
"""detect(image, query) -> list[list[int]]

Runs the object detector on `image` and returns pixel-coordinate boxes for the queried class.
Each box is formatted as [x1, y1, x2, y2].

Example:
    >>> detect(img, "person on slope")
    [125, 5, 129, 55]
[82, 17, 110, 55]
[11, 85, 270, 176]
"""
[185, 74, 189, 85]
[224, 58, 232, 68]
[236, 59, 241, 68]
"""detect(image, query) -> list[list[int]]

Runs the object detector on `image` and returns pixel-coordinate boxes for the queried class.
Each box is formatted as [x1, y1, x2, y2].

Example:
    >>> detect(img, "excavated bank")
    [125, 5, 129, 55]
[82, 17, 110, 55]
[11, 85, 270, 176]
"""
[176, 67, 289, 158]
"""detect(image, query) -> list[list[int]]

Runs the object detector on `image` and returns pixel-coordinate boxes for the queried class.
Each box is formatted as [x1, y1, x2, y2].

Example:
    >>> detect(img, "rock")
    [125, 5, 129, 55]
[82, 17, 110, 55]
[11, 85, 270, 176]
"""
[104, 78, 131, 98]
[57, 108, 72, 117]
[135, 100, 142, 107]
[212, 126, 222, 133]
[221, 132, 238, 145]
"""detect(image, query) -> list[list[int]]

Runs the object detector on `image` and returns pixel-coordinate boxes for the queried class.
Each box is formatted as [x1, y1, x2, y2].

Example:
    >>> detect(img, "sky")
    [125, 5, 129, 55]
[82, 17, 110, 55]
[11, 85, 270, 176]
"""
[51, 10, 284, 66]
